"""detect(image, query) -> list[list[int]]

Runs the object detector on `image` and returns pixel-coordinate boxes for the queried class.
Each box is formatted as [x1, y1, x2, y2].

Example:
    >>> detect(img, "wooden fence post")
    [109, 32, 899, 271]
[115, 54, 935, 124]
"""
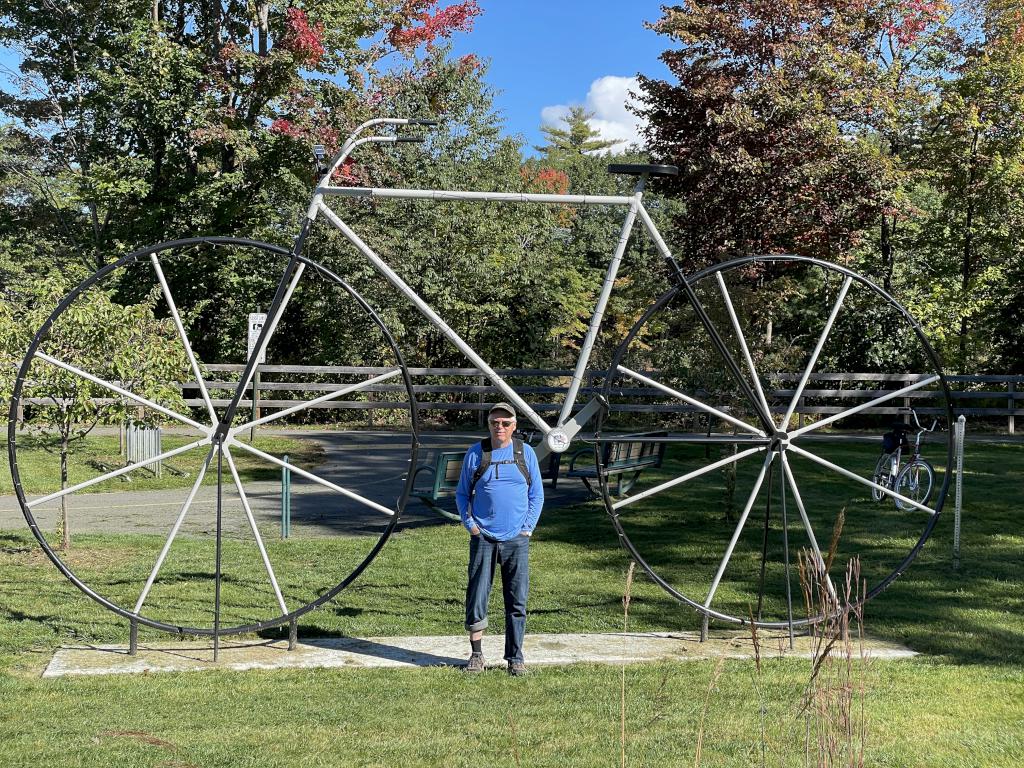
[477, 375, 485, 428]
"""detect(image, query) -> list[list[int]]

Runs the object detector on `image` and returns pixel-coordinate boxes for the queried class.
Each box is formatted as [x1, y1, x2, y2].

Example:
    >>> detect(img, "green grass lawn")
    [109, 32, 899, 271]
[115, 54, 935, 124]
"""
[0, 438, 1022, 767]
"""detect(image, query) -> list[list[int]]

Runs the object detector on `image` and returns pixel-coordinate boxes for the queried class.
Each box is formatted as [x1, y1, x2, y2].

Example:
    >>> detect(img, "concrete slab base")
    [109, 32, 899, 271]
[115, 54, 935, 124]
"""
[43, 632, 917, 677]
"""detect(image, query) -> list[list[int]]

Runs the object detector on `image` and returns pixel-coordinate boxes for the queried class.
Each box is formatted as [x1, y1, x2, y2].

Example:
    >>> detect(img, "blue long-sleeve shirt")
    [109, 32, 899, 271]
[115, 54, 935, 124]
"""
[455, 440, 544, 540]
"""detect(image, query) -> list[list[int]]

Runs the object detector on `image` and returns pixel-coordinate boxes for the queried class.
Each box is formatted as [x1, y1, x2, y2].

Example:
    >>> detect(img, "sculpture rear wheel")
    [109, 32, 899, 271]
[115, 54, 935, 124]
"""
[7, 237, 418, 636]
[600, 254, 954, 628]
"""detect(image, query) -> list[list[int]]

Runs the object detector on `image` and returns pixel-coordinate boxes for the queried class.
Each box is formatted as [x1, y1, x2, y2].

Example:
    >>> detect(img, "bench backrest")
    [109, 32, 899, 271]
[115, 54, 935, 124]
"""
[431, 452, 466, 497]
[602, 431, 668, 470]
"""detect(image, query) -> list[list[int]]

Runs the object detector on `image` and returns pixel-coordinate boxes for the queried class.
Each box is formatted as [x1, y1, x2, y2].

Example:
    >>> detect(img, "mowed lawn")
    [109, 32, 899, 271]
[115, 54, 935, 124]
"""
[0, 437, 1022, 767]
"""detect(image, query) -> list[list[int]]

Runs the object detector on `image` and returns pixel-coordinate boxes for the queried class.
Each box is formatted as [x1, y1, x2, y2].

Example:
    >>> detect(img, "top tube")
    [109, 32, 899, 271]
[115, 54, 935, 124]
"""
[315, 186, 636, 207]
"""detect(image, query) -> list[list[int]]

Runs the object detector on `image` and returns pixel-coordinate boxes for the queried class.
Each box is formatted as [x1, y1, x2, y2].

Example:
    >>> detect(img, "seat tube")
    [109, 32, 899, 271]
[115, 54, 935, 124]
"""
[557, 182, 645, 426]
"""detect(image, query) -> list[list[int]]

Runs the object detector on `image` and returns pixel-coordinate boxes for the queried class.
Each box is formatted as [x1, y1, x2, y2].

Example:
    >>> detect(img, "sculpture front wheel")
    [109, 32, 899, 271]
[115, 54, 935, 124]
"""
[7, 237, 419, 636]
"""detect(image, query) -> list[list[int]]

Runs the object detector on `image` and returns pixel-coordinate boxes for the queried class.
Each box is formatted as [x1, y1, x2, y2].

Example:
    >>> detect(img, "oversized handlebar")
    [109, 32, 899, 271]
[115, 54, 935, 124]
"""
[312, 117, 436, 189]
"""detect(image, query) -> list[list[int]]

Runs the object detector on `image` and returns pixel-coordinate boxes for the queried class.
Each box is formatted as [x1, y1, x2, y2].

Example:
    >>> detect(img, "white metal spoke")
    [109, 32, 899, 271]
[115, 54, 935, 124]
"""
[715, 272, 774, 427]
[150, 252, 218, 424]
[35, 351, 208, 431]
[228, 438, 395, 517]
[780, 276, 853, 429]
[779, 453, 837, 602]
[224, 447, 288, 614]
[788, 375, 940, 439]
[237, 262, 306, 397]
[134, 445, 216, 614]
[616, 365, 766, 437]
[229, 369, 402, 436]
[786, 443, 936, 515]
[612, 446, 766, 511]
[27, 437, 211, 509]
[704, 451, 775, 609]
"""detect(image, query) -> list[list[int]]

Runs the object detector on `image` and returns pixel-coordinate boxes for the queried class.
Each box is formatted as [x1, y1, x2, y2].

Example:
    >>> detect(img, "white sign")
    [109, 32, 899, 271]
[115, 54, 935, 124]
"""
[247, 312, 268, 364]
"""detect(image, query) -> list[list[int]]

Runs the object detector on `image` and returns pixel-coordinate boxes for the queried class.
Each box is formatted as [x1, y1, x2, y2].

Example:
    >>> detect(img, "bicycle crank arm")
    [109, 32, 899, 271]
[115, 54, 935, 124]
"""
[535, 396, 607, 461]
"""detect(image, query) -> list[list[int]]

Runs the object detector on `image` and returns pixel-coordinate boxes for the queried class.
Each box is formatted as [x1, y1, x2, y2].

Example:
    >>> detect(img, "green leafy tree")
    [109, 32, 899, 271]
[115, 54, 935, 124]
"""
[3, 276, 191, 549]
[0, 0, 482, 272]
[909, 1, 1024, 370]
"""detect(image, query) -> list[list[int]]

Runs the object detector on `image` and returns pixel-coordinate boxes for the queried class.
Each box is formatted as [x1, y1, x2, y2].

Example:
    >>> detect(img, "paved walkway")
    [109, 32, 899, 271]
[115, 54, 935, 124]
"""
[43, 631, 917, 677]
[1, 430, 592, 537]
[6, 426, 1005, 537]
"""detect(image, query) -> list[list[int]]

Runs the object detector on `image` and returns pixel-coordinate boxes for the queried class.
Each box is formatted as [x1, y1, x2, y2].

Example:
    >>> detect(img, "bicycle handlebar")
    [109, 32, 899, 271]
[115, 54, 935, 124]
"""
[313, 117, 436, 191]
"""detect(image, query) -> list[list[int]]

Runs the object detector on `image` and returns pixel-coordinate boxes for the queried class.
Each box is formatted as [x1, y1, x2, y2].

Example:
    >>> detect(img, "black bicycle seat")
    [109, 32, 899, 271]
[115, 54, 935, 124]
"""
[891, 422, 912, 431]
[607, 163, 679, 177]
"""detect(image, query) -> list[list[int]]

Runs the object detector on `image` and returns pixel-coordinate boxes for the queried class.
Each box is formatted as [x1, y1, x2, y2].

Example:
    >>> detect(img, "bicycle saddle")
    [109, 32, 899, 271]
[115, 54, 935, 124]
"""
[607, 163, 679, 177]
[891, 422, 912, 431]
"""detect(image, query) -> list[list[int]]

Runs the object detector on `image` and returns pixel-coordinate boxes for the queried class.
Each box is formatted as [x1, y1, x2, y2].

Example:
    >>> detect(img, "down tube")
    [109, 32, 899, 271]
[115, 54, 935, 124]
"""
[316, 201, 550, 434]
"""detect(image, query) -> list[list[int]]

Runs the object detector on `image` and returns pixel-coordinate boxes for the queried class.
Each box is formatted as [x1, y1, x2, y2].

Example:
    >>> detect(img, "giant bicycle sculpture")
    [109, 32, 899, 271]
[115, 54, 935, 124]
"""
[8, 118, 955, 645]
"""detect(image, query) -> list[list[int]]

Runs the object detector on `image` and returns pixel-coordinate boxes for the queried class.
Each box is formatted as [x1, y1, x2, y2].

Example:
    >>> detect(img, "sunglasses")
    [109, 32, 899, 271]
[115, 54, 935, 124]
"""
[488, 418, 516, 428]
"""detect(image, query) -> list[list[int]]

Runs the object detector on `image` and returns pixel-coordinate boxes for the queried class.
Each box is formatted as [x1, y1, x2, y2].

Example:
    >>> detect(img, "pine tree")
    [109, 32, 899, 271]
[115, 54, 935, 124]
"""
[534, 106, 619, 157]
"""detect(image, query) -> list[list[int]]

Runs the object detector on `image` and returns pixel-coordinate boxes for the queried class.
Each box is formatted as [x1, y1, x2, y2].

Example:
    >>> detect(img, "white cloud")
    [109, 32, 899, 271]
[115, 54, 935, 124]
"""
[540, 75, 647, 155]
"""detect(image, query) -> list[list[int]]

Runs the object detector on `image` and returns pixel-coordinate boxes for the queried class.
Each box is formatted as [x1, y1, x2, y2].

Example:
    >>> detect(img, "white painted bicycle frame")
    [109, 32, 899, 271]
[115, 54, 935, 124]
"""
[305, 118, 674, 456]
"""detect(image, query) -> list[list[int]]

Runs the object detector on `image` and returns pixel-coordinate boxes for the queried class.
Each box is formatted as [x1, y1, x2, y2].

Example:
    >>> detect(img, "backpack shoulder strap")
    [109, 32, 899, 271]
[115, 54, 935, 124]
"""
[512, 438, 531, 488]
[470, 438, 492, 494]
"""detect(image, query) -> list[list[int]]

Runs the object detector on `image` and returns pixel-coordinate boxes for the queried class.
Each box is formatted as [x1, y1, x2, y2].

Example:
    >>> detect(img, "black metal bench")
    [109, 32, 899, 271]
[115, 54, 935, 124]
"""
[564, 432, 668, 497]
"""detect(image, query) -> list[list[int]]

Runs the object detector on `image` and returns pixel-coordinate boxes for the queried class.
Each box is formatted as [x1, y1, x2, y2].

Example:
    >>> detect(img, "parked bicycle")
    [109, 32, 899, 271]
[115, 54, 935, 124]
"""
[872, 409, 938, 511]
[8, 117, 955, 638]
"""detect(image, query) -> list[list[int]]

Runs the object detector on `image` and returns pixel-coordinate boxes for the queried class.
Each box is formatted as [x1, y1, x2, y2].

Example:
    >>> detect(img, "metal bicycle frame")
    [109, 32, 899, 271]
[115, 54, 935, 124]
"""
[298, 118, 699, 455]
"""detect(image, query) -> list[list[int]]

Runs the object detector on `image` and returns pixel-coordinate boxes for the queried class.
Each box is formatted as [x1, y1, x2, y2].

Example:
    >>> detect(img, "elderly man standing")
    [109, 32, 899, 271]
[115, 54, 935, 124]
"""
[456, 402, 544, 676]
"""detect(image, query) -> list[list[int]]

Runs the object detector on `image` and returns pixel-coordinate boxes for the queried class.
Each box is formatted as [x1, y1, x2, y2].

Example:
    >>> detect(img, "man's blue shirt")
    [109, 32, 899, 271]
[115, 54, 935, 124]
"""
[455, 440, 544, 540]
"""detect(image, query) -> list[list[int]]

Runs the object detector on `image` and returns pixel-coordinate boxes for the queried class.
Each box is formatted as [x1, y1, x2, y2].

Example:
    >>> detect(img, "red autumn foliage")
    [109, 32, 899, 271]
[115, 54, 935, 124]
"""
[333, 157, 363, 186]
[388, 0, 482, 52]
[521, 166, 570, 195]
[883, 0, 946, 47]
[270, 118, 303, 138]
[457, 53, 482, 73]
[282, 8, 326, 67]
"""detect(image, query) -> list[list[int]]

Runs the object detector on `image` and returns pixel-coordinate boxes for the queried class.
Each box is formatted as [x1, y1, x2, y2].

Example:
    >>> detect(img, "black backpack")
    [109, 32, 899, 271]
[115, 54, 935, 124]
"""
[469, 437, 531, 494]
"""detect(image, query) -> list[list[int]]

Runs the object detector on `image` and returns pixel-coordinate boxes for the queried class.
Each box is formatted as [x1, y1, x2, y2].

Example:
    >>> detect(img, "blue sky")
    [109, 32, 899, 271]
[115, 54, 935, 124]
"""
[451, 1, 671, 151]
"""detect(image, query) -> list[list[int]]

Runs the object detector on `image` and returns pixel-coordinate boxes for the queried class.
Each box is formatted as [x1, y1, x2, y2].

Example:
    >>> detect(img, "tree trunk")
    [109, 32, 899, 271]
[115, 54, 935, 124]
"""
[880, 213, 895, 294]
[957, 129, 981, 371]
[256, 2, 270, 57]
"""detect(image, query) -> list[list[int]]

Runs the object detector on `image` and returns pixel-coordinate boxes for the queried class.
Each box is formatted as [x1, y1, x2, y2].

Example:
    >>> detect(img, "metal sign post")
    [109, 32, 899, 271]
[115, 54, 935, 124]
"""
[953, 415, 966, 569]
[248, 312, 268, 442]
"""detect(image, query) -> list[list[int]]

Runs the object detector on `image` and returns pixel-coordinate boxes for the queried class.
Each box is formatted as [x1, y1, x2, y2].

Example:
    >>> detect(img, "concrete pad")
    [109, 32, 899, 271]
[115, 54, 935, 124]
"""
[43, 632, 916, 677]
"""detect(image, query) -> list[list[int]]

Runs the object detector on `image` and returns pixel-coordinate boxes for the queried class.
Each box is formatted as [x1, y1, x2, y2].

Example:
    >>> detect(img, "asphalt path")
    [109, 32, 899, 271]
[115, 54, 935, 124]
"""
[0, 430, 593, 539]
[2, 427, 1014, 540]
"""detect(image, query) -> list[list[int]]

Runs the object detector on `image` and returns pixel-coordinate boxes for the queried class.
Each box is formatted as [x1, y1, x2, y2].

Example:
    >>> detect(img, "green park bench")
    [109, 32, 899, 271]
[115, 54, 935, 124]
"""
[564, 431, 668, 497]
[411, 444, 562, 521]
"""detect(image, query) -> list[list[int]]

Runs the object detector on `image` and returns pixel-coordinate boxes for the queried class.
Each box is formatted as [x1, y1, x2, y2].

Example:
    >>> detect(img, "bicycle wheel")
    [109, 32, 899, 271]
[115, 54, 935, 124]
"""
[7, 237, 419, 636]
[894, 460, 934, 511]
[871, 452, 896, 502]
[599, 254, 955, 628]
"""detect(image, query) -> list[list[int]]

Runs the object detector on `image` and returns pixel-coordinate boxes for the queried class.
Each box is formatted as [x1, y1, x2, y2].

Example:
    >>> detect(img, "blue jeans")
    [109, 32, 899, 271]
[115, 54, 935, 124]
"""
[465, 533, 530, 663]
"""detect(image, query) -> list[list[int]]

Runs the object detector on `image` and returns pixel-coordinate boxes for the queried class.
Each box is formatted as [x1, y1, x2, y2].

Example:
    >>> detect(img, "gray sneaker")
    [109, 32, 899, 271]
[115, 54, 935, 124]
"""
[507, 661, 528, 677]
[464, 652, 485, 673]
